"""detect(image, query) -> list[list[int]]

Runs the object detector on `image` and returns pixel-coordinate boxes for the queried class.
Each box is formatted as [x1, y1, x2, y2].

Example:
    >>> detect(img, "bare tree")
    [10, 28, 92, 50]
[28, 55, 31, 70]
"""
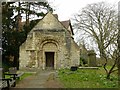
[73, 2, 118, 79]
[118, 1, 120, 86]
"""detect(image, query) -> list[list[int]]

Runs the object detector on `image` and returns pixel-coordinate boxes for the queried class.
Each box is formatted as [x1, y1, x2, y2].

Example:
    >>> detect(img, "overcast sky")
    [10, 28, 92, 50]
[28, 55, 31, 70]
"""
[47, 0, 119, 57]
[48, 0, 119, 21]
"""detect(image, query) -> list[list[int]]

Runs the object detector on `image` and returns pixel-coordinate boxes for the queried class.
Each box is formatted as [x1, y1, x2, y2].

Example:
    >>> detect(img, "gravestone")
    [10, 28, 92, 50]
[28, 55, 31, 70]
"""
[87, 50, 97, 67]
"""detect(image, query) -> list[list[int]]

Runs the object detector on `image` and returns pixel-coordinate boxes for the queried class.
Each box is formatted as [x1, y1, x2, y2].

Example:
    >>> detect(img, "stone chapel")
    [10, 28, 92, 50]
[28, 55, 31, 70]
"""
[19, 12, 80, 70]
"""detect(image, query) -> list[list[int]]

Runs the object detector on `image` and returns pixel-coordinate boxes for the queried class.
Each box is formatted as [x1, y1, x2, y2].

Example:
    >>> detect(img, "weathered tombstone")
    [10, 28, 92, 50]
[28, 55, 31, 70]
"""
[87, 50, 97, 67]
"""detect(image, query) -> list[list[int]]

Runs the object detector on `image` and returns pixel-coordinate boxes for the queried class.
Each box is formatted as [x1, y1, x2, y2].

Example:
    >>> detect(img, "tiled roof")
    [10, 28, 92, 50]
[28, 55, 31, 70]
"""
[53, 14, 58, 19]
[61, 20, 74, 35]
[61, 20, 70, 29]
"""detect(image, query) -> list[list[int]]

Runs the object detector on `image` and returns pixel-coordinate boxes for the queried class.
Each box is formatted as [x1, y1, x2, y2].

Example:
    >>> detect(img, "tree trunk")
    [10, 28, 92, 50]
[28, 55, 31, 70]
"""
[13, 49, 19, 70]
[106, 73, 110, 79]
[17, 2, 21, 32]
[118, 1, 120, 87]
[26, 2, 30, 26]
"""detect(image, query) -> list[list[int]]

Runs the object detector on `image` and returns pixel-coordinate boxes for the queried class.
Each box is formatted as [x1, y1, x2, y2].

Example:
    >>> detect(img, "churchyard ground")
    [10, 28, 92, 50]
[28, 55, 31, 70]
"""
[58, 66, 118, 88]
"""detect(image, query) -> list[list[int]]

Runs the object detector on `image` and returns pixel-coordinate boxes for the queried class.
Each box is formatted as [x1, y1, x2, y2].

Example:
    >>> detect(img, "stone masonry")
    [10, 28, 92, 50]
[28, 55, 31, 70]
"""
[19, 12, 80, 70]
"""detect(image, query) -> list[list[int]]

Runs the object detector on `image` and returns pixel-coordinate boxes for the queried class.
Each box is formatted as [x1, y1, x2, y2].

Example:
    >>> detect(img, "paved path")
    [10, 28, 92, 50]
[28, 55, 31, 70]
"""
[15, 70, 58, 88]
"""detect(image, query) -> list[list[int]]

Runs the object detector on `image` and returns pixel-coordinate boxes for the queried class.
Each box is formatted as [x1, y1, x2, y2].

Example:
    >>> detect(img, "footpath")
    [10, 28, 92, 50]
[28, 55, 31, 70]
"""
[14, 70, 64, 88]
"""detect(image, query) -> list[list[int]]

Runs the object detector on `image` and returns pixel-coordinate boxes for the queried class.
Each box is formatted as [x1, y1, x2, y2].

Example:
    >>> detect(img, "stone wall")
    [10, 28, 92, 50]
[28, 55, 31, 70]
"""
[71, 39, 80, 66]
[19, 12, 80, 70]
[19, 29, 80, 70]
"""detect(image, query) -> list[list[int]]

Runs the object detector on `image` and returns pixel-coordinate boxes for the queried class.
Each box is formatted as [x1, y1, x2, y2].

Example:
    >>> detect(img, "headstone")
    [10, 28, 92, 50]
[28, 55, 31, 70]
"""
[87, 50, 97, 67]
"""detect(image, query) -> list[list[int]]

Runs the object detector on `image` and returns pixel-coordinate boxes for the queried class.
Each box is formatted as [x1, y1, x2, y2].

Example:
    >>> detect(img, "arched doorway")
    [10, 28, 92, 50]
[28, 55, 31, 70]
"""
[41, 41, 58, 69]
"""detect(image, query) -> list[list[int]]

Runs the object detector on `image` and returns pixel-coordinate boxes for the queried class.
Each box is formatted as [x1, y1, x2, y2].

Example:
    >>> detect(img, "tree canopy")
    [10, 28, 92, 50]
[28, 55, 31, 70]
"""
[2, 2, 53, 69]
[73, 2, 118, 79]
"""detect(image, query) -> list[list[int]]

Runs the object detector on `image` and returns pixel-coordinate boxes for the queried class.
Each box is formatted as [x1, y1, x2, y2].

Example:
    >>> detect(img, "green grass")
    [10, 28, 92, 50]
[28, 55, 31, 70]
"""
[58, 67, 118, 88]
[5, 72, 33, 81]
[20, 73, 33, 80]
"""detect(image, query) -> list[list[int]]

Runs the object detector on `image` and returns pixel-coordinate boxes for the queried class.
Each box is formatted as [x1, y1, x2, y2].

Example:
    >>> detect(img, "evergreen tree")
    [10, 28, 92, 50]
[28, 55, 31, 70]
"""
[2, 2, 53, 70]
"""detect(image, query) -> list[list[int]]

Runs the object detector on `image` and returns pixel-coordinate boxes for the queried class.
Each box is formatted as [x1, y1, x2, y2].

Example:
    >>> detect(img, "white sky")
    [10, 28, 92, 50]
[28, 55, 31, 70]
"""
[48, 0, 119, 21]
[48, 0, 119, 57]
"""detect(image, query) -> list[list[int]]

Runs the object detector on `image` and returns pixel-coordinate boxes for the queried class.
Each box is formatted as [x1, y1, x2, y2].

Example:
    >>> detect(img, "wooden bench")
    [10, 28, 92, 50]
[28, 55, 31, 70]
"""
[0, 68, 16, 90]
[5, 67, 24, 80]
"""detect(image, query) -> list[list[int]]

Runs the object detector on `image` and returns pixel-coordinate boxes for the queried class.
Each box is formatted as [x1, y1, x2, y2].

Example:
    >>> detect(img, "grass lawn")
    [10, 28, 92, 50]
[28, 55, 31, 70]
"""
[58, 67, 118, 88]
[5, 72, 33, 81]
[20, 72, 33, 80]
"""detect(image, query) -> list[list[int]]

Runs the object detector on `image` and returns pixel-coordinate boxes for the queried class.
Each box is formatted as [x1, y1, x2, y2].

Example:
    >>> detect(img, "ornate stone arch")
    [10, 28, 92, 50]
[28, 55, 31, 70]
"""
[38, 39, 59, 69]
[40, 39, 59, 50]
